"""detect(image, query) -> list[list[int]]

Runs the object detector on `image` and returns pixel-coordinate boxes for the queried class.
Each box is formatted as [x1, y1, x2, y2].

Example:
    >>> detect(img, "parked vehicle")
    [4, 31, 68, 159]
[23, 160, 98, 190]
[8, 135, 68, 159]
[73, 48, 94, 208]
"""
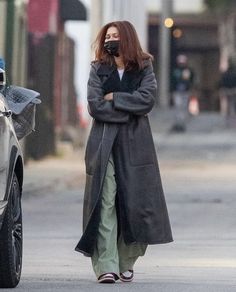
[0, 67, 40, 288]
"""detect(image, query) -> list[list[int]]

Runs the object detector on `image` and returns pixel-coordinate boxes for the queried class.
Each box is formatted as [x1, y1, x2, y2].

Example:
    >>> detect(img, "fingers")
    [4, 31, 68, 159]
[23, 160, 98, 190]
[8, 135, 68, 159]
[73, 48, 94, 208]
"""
[104, 93, 113, 101]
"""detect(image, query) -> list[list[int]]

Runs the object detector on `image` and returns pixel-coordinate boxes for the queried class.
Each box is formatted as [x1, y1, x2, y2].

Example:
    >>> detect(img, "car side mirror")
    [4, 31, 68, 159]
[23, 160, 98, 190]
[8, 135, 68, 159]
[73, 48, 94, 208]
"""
[0, 68, 6, 86]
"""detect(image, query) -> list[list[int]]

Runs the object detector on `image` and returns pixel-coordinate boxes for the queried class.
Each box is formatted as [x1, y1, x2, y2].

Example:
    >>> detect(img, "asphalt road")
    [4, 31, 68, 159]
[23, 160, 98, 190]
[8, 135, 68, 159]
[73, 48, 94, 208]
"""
[12, 182, 236, 291]
[3, 113, 236, 291]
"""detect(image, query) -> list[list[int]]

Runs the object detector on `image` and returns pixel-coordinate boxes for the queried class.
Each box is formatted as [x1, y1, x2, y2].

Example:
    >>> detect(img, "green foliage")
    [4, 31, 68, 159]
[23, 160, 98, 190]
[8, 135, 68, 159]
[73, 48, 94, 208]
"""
[204, 0, 236, 11]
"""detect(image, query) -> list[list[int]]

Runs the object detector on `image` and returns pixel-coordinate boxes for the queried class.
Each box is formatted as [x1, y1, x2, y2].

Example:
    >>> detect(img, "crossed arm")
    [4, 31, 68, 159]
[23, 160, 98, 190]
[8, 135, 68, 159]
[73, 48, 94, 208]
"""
[87, 61, 157, 123]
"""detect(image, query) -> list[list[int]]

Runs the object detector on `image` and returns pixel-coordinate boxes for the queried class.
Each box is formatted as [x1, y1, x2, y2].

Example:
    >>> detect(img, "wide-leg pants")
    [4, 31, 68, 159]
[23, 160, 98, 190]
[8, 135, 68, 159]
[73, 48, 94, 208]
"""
[91, 155, 147, 278]
[173, 90, 190, 128]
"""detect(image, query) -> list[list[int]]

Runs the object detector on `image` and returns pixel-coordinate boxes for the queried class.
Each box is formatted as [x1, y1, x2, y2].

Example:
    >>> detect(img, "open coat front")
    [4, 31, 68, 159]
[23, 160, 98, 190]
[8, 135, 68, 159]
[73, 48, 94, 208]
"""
[75, 60, 173, 256]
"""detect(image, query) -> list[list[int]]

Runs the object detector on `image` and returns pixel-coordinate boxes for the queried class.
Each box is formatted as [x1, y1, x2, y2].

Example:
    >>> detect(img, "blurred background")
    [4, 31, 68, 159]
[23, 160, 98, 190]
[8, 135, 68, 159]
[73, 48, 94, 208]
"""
[0, 0, 236, 159]
[1, 1, 236, 288]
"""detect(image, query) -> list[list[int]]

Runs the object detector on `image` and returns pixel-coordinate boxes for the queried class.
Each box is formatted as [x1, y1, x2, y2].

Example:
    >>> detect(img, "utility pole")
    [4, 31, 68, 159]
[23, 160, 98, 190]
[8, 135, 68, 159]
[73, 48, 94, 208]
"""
[5, 0, 15, 83]
[159, 0, 173, 107]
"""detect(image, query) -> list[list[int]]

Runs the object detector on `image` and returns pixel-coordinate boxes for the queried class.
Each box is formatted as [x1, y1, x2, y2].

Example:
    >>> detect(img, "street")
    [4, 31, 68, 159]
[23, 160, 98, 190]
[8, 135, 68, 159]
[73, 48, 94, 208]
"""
[1, 0, 236, 290]
[3, 113, 236, 291]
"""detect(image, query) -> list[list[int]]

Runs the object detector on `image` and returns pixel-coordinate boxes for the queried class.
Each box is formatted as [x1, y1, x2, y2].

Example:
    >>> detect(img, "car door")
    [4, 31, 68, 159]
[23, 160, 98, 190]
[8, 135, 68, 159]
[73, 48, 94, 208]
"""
[0, 93, 10, 202]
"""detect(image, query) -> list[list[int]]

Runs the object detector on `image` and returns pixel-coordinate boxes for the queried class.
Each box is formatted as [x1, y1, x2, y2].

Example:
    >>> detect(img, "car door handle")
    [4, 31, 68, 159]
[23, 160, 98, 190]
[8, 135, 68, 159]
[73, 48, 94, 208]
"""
[0, 110, 12, 117]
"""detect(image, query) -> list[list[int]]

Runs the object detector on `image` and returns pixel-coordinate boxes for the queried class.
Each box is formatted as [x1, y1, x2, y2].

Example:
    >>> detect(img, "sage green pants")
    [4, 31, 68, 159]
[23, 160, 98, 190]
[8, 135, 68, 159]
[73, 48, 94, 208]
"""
[91, 155, 147, 278]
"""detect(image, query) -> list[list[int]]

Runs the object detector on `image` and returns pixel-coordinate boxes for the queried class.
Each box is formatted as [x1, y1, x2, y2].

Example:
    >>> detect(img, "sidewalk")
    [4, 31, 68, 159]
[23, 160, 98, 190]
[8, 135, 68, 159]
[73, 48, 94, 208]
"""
[23, 110, 236, 195]
[150, 108, 229, 133]
[150, 109, 236, 162]
[23, 146, 85, 196]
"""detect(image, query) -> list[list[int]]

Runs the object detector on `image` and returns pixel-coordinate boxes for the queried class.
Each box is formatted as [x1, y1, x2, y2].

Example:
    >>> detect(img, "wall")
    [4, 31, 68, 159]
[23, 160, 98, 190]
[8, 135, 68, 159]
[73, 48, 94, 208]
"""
[148, 14, 220, 110]
[147, 0, 204, 13]
[0, 0, 27, 86]
[91, 0, 147, 49]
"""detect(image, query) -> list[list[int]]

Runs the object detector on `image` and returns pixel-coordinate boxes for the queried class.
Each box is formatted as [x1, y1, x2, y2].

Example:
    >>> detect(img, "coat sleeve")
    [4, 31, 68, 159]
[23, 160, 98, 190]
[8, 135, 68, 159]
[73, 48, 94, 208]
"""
[87, 64, 129, 123]
[113, 61, 157, 115]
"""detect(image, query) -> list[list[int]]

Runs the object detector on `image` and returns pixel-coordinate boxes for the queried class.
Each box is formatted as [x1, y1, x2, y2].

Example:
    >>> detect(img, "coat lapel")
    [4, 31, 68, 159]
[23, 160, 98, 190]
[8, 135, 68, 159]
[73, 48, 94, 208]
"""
[97, 63, 144, 94]
[97, 64, 120, 93]
[121, 69, 143, 92]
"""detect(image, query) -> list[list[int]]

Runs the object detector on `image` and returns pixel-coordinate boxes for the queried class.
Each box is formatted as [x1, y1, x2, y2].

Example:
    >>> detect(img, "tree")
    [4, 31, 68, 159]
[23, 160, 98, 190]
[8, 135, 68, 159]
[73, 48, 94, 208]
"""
[204, 0, 235, 10]
[204, 0, 236, 71]
[204, 0, 235, 12]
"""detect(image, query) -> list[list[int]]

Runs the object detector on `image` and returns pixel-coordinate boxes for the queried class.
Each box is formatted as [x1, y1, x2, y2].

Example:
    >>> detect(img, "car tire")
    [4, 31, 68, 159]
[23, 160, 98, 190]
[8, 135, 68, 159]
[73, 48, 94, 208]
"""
[0, 173, 23, 288]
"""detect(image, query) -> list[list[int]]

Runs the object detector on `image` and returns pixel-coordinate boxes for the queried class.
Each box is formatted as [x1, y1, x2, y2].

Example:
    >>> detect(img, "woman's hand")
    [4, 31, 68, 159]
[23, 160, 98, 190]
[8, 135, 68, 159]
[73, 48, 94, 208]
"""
[104, 92, 113, 101]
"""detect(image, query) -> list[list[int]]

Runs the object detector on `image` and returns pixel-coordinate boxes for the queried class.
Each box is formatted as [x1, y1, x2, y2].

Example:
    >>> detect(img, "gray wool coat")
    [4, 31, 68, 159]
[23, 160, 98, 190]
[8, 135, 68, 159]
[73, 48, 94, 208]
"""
[75, 59, 173, 256]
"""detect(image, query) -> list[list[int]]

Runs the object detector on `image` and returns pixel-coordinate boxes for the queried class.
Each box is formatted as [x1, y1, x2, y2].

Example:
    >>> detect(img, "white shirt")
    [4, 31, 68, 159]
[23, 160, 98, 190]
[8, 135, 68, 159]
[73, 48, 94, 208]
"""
[117, 68, 124, 80]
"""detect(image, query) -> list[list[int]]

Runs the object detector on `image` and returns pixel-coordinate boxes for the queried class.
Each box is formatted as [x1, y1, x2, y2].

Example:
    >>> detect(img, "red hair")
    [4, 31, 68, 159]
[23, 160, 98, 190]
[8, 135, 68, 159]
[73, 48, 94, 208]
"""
[93, 21, 153, 71]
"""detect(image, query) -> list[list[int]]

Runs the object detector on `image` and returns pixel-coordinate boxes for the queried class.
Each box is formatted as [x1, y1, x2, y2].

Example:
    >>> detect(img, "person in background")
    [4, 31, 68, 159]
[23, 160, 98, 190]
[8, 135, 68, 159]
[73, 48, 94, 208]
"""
[171, 54, 194, 132]
[219, 56, 236, 124]
[75, 20, 173, 284]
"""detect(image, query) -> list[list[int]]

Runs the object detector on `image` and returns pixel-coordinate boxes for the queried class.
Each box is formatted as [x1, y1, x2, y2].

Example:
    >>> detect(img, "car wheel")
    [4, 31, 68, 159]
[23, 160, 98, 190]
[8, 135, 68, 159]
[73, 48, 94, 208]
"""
[0, 173, 23, 288]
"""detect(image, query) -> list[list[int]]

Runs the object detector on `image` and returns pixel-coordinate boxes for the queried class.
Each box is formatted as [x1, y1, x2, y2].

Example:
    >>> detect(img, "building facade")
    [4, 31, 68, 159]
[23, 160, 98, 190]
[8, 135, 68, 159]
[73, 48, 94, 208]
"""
[26, 0, 87, 159]
[147, 0, 220, 111]
[90, 0, 148, 50]
[0, 0, 28, 87]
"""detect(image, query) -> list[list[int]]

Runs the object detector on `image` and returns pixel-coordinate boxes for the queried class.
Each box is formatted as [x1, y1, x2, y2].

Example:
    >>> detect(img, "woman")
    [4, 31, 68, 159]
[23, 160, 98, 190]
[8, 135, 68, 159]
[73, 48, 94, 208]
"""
[75, 20, 173, 284]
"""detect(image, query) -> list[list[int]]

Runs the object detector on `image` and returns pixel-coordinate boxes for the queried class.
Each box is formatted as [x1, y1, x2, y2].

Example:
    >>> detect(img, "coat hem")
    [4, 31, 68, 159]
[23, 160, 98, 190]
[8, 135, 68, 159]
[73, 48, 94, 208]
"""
[74, 237, 174, 258]
[75, 246, 92, 257]
[127, 238, 174, 245]
[147, 238, 174, 245]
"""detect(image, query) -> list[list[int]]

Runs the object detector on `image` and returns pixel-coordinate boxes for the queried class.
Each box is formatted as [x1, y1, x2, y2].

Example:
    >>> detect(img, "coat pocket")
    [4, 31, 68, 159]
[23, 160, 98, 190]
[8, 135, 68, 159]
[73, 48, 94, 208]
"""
[128, 117, 154, 166]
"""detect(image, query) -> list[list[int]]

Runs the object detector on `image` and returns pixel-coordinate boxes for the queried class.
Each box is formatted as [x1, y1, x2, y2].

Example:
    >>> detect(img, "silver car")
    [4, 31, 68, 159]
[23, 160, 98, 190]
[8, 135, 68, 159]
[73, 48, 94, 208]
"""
[0, 68, 40, 288]
[0, 91, 24, 288]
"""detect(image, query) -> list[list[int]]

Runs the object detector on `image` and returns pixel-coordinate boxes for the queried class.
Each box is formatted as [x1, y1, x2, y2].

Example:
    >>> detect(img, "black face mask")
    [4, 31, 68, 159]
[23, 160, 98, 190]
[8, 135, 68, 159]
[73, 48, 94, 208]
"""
[104, 40, 120, 57]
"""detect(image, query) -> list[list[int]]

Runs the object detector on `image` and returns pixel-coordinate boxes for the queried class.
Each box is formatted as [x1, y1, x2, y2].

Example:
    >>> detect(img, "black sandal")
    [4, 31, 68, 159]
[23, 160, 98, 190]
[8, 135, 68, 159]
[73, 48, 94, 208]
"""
[119, 270, 134, 282]
[98, 273, 116, 284]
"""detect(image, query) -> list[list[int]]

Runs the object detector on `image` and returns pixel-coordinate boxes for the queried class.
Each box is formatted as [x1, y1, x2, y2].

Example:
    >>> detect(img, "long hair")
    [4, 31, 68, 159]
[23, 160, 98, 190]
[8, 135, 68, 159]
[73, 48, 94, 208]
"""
[93, 21, 153, 71]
